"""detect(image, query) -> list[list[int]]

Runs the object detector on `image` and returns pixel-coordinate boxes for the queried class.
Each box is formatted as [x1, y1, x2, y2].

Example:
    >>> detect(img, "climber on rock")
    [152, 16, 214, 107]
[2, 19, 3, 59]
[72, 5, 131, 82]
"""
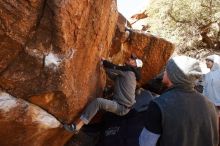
[63, 53, 143, 133]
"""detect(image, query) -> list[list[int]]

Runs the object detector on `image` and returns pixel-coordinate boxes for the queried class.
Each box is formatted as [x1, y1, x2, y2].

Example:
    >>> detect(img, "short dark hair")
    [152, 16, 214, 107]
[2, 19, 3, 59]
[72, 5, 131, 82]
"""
[131, 53, 137, 60]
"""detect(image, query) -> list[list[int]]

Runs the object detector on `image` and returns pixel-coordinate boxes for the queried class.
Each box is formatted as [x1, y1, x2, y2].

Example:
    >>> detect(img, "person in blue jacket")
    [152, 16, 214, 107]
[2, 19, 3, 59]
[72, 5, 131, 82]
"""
[203, 54, 220, 106]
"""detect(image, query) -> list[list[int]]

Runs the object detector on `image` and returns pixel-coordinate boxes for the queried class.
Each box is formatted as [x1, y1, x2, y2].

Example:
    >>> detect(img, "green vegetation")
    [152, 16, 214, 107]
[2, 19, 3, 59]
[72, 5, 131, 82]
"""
[144, 0, 220, 57]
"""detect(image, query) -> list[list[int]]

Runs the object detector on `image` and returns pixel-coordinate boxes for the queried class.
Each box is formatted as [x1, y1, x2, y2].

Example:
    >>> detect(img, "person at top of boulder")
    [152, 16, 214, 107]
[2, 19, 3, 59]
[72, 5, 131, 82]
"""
[203, 54, 220, 106]
[63, 53, 143, 133]
[139, 55, 218, 146]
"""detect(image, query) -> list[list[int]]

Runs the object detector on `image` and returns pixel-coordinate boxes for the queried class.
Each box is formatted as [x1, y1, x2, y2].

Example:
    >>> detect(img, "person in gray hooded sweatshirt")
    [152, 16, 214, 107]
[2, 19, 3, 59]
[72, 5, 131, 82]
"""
[139, 55, 218, 146]
[63, 54, 143, 133]
[203, 54, 220, 106]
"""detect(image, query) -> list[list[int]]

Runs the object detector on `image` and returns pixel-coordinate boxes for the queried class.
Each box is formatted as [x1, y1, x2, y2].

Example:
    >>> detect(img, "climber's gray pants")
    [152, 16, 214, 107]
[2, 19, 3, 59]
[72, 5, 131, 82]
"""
[80, 98, 130, 124]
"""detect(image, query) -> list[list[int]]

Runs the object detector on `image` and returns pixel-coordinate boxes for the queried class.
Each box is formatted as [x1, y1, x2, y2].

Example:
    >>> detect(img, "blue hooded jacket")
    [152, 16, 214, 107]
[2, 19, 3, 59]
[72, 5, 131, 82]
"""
[203, 54, 220, 106]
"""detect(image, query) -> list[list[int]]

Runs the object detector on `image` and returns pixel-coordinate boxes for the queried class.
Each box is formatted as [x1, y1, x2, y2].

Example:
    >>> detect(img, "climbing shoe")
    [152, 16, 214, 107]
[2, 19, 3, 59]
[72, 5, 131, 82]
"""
[63, 123, 77, 133]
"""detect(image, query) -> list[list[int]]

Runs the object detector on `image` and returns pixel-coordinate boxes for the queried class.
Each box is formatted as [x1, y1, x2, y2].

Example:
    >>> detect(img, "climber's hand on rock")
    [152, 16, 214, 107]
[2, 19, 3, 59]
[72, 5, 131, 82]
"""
[101, 57, 105, 61]
[100, 57, 105, 65]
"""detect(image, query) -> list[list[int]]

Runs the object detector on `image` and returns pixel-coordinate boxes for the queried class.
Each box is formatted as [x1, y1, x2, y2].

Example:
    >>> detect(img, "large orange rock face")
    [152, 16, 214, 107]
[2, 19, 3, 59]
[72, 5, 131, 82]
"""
[0, 0, 118, 120]
[0, 0, 118, 145]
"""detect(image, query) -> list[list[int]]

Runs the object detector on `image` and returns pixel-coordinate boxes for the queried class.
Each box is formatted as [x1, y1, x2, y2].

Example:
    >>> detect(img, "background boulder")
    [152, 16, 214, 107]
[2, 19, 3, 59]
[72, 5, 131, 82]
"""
[110, 14, 174, 85]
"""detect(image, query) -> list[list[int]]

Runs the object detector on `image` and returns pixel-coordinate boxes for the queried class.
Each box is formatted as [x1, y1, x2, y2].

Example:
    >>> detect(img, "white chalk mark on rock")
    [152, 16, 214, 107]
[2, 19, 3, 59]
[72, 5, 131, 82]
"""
[0, 92, 17, 112]
[45, 53, 61, 67]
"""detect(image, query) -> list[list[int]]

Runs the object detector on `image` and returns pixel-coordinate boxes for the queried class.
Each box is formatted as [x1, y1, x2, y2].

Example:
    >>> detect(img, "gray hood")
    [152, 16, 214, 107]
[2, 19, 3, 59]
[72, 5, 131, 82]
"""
[166, 56, 202, 88]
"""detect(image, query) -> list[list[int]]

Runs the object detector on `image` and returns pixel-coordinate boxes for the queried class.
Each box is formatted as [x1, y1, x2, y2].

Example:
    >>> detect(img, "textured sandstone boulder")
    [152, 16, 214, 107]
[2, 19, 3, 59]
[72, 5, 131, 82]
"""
[0, 0, 118, 145]
[0, 91, 69, 146]
[112, 31, 174, 85]
[110, 16, 174, 85]
[110, 13, 132, 56]
[0, 0, 118, 121]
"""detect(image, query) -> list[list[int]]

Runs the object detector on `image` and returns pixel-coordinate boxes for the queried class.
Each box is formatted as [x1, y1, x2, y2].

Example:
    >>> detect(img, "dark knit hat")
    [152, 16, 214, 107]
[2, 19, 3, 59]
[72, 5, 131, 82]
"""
[166, 56, 202, 87]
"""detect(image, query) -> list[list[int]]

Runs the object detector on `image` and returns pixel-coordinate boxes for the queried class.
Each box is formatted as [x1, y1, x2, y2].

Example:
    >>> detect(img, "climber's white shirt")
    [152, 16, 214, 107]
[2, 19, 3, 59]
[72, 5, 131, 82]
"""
[139, 128, 160, 146]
